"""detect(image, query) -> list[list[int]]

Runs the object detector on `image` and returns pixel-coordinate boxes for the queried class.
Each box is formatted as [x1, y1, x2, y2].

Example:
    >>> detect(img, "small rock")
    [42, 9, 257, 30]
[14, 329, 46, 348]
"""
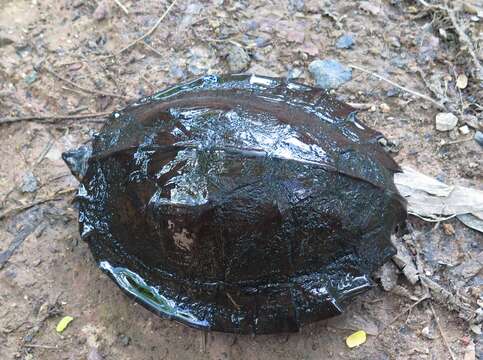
[335, 34, 355, 49]
[88, 348, 103, 360]
[119, 334, 131, 346]
[435, 112, 458, 131]
[359, 1, 381, 15]
[188, 46, 216, 75]
[169, 65, 185, 80]
[418, 34, 440, 64]
[287, 68, 302, 79]
[386, 87, 400, 97]
[442, 223, 455, 236]
[378, 138, 388, 147]
[308, 59, 352, 89]
[459, 125, 470, 135]
[475, 308, 483, 323]
[21, 172, 38, 193]
[456, 74, 468, 89]
[377, 261, 399, 291]
[380, 103, 390, 113]
[421, 325, 437, 340]
[185, 3, 203, 14]
[470, 324, 482, 335]
[288, 0, 305, 12]
[255, 36, 270, 48]
[226, 45, 250, 73]
[24, 71, 38, 85]
[93, 0, 109, 21]
[462, 114, 481, 129]
[474, 131, 483, 147]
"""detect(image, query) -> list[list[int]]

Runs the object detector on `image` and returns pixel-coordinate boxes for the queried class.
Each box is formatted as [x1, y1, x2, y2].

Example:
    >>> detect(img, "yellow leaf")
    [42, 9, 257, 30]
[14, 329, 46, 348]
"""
[456, 74, 468, 89]
[56, 316, 74, 333]
[346, 330, 367, 348]
[407, 6, 418, 13]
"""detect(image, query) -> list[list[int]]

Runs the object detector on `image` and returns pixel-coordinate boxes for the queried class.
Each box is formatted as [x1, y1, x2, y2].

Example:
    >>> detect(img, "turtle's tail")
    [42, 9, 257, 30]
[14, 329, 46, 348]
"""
[62, 144, 92, 181]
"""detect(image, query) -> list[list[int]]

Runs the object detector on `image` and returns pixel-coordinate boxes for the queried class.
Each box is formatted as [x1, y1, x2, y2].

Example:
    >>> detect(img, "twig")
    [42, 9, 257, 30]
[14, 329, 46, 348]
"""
[44, 67, 128, 99]
[226, 292, 241, 310]
[34, 138, 54, 167]
[349, 64, 447, 110]
[377, 295, 430, 336]
[200, 331, 207, 353]
[439, 136, 474, 146]
[416, 0, 483, 80]
[0, 188, 76, 221]
[445, 2, 483, 80]
[106, 0, 179, 58]
[346, 102, 376, 110]
[113, 0, 129, 15]
[24, 344, 60, 350]
[0, 222, 41, 269]
[204, 37, 245, 49]
[430, 302, 456, 360]
[0, 111, 111, 125]
[142, 42, 164, 57]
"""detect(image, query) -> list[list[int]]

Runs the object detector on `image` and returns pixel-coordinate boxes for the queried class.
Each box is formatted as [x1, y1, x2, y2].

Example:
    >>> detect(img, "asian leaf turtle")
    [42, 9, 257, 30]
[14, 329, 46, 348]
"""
[63, 74, 406, 334]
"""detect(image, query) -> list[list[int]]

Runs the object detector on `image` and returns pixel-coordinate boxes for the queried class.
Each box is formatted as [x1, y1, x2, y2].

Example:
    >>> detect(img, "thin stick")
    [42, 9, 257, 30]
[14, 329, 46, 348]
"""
[416, 0, 482, 80]
[113, 0, 129, 15]
[377, 295, 430, 336]
[24, 344, 60, 350]
[108, 0, 179, 57]
[44, 67, 128, 99]
[349, 64, 446, 110]
[346, 102, 376, 110]
[445, 3, 483, 80]
[0, 111, 111, 125]
[0, 188, 76, 221]
[430, 302, 456, 360]
[142, 42, 164, 57]
[226, 292, 241, 310]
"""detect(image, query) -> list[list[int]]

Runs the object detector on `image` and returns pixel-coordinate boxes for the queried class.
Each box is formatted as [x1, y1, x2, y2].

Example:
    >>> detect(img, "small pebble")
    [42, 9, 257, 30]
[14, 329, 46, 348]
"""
[93, 0, 109, 21]
[421, 326, 437, 340]
[335, 34, 355, 49]
[308, 59, 352, 89]
[380, 103, 390, 113]
[21, 172, 38, 193]
[435, 112, 458, 131]
[119, 334, 131, 346]
[226, 45, 250, 73]
[287, 67, 302, 79]
[88, 348, 103, 360]
[442, 223, 455, 236]
[459, 125, 470, 135]
[462, 114, 480, 129]
[474, 131, 483, 147]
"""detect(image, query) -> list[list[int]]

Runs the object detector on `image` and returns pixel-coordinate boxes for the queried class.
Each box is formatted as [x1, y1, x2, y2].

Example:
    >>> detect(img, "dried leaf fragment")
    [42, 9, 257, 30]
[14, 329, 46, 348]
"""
[346, 330, 367, 348]
[56, 316, 74, 333]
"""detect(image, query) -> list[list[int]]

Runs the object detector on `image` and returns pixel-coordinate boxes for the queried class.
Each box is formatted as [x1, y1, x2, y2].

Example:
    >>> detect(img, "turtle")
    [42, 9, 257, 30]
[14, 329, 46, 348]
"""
[63, 74, 407, 334]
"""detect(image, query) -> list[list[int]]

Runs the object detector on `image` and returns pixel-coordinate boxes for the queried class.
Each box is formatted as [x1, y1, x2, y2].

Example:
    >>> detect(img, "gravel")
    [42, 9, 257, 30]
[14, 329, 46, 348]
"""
[308, 59, 352, 89]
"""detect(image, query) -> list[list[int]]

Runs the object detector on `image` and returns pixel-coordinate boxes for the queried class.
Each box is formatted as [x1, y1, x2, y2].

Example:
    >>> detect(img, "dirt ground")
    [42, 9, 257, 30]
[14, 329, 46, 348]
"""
[0, 0, 482, 359]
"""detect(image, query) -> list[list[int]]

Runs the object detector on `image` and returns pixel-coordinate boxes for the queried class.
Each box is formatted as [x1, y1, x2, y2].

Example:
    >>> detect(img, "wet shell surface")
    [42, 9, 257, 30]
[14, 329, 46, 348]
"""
[63, 74, 407, 334]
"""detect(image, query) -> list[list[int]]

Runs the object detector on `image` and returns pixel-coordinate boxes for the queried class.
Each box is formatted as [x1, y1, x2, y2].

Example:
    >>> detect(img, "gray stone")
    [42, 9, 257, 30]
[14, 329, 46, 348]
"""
[308, 59, 352, 89]
[336, 34, 355, 49]
[21, 172, 38, 193]
[435, 112, 458, 131]
[475, 131, 483, 147]
[226, 45, 250, 73]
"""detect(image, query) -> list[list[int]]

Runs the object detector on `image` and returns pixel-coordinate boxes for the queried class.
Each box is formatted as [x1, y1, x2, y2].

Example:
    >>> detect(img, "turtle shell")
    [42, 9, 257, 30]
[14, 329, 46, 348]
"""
[63, 74, 406, 334]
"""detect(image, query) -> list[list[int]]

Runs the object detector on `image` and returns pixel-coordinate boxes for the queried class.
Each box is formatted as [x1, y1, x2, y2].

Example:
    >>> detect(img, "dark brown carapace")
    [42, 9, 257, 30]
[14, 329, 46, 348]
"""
[63, 74, 406, 334]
